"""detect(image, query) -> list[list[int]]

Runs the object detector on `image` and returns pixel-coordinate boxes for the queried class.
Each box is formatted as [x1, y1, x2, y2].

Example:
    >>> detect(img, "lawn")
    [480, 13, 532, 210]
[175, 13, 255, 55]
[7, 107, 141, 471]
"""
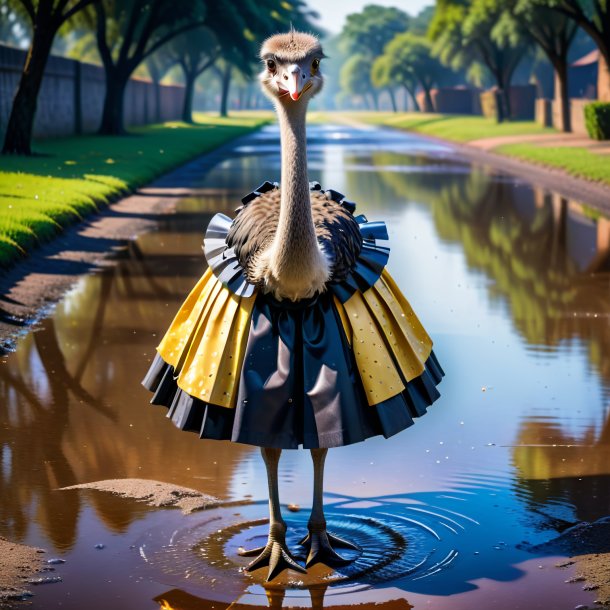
[348, 111, 556, 141]
[497, 143, 610, 186]
[0, 112, 272, 268]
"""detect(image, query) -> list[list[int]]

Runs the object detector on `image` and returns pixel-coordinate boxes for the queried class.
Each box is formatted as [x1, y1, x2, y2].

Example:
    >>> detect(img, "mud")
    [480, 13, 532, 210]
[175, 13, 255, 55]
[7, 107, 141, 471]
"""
[0, 537, 47, 607]
[571, 554, 610, 607]
[527, 518, 610, 607]
[60, 478, 219, 514]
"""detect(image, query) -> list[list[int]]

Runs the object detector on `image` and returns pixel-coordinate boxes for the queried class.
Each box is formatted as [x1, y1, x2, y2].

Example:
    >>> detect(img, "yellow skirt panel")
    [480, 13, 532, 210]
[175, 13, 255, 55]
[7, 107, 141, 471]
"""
[336, 269, 433, 406]
[157, 270, 257, 408]
[157, 267, 216, 369]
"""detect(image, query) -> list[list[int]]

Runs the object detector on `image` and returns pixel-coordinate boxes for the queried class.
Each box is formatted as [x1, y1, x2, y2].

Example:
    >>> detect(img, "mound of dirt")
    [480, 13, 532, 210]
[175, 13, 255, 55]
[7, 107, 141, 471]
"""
[524, 517, 610, 607]
[0, 537, 47, 606]
[60, 478, 219, 514]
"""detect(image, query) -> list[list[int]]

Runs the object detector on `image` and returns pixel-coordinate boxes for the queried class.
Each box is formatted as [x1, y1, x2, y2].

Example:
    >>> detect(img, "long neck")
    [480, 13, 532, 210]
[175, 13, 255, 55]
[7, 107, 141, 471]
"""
[271, 101, 319, 271]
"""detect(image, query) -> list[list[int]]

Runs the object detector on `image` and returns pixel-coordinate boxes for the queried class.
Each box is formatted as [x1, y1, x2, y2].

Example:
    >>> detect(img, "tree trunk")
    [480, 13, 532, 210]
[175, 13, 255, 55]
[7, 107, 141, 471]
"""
[404, 85, 420, 111]
[598, 52, 610, 102]
[501, 87, 511, 122]
[371, 89, 379, 111]
[388, 88, 397, 112]
[553, 59, 571, 132]
[219, 65, 232, 117]
[2, 27, 55, 155]
[498, 60, 519, 122]
[98, 72, 128, 135]
[182, 72, 195, 123]
[423, 86, 434, 112]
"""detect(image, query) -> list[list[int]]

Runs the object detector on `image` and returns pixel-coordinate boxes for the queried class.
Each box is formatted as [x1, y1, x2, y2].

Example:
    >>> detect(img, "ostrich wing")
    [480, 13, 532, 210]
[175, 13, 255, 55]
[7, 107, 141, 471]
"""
[226, 186, 363, 286]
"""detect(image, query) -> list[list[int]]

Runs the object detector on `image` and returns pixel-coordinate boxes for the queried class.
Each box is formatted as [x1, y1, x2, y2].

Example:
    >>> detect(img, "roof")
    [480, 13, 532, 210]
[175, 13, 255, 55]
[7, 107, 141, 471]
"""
[571, 49, 599, 67]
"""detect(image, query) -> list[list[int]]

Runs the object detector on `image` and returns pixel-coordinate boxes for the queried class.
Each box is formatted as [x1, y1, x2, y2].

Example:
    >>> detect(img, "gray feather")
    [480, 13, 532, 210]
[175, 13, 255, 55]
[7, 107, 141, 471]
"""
[226, 187, 362, 286]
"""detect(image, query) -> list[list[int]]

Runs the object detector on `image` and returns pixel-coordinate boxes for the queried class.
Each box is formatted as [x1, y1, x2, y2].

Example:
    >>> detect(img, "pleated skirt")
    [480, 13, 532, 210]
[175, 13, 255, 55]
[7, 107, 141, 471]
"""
[142, 267, 444, 449]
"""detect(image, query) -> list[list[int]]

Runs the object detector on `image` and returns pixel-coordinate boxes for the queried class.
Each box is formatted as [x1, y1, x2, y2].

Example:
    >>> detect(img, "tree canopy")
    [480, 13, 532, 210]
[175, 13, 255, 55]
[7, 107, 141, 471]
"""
[341, 4, 410, 58]
[383, 32, 449, 111]
[430, 0, 530, 120]
[340, 54, 377, 109]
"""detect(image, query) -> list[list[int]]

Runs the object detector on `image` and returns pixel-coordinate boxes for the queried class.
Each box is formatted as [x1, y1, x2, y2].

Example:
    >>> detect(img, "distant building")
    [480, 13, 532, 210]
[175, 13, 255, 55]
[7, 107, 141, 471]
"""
[569, 49, 598, 99]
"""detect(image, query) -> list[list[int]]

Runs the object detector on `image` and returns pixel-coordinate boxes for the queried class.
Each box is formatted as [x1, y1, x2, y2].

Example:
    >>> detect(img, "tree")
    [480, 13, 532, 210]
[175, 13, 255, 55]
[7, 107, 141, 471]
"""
[383, 32, 449, 112]
[430, 0, 530, 121]
[205, 0, 318, 117]
[372, 44, 421, 111]
[144, 50, 177, 123]
[212, 60, 233, 117]
[85, 0, 280, 132]
[0, 1, 28, 45]
[371, 55, 398, 111]
[312, 34, 345, 111]
[340, 4, 410, 108]
[340, 54, 377, 110]
[410, 6, 435, 35]
[508, 0, 578, 131]
[165, 28, 219, 123]
[341, 4, 410, 57]
[1, 0, 98, 155]
[85, 0, 208, 135]
[546, 0, 610, 101]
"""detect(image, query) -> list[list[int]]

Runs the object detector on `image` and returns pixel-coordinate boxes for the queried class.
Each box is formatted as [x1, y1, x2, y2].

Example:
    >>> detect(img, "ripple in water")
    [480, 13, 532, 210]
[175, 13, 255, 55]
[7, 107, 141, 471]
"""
[135, 495, 477, 598]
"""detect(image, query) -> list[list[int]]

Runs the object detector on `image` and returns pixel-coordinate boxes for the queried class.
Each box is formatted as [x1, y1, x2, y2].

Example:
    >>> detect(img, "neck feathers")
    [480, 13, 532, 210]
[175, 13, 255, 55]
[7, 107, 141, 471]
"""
[255, 102, 330, 300]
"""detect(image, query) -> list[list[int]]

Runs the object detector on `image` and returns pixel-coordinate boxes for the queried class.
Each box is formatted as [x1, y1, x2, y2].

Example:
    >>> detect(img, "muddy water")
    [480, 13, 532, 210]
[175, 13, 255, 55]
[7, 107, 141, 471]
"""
[1, 123, 609, 609]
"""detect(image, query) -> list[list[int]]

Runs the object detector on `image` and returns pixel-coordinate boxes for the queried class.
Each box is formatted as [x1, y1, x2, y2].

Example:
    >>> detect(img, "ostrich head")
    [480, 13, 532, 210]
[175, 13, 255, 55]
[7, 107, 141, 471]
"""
[260, 31, 324, 104]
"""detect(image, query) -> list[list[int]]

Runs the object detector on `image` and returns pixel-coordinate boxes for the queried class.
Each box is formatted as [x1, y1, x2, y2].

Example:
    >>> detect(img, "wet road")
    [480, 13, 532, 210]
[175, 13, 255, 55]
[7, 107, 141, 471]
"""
[1, 123, 609, 609]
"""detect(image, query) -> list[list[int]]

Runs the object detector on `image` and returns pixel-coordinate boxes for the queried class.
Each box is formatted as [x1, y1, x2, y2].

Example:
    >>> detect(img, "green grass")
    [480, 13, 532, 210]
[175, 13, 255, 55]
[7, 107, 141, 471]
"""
[344, 111, 556, 141]
[0, 112, 272, 268]
[497, 143, 610, 186]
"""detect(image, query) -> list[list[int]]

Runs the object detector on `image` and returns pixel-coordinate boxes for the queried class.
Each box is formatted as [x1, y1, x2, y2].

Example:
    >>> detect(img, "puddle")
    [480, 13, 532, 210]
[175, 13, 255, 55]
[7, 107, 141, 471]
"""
[1, 124, 609, 609]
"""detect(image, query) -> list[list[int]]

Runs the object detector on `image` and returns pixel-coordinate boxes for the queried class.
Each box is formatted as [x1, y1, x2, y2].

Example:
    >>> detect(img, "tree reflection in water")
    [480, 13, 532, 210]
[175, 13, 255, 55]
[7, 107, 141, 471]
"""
[364, 152, 610, 531]
[513, 417, 610, 526]
[0, 206, 252, 552]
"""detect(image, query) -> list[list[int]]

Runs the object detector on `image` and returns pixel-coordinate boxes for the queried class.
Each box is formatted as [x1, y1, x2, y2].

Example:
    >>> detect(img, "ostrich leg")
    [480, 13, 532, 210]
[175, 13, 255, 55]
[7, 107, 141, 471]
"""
[300, 448, 360, 568]
[238, 447, 306, 580]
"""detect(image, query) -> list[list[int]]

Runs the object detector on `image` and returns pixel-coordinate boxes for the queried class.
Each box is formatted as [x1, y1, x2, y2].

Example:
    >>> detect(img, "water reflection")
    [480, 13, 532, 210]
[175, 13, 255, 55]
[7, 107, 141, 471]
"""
[368, 153, 610, 387]
[514, 417, 610, 524]
[0, 204, 253, 552]
[153, 587, 414, 609]
[0, 124, 609, 610]
[365, 149, 610, 528]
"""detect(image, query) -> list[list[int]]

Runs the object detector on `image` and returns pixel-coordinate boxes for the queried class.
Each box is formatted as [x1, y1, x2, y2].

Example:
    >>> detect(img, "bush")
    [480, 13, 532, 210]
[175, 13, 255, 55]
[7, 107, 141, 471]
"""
[584, 102, 610, 140]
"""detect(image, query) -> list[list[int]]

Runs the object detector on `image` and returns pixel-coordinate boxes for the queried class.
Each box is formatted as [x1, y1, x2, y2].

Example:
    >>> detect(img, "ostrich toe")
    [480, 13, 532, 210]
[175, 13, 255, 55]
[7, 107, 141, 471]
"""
[299, 521, 360, 568]
[238, 522, 306, 581]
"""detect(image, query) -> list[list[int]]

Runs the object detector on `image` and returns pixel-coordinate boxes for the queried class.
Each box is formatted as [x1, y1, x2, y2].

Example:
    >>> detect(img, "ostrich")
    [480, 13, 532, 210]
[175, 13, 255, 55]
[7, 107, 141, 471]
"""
[143, 31, 444, 582]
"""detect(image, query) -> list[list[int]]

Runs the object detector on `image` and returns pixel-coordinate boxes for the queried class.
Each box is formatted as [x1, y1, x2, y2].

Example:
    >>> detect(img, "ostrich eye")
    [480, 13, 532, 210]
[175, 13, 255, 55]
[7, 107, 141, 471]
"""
[266, 59, 276, 73]
[311, 58, 320, 72]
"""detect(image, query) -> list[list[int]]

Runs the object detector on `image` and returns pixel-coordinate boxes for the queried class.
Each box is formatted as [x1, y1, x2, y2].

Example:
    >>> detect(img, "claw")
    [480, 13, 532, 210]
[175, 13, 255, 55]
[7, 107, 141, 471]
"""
[238, 522, 306, 581]
[299, 523, 360, 568]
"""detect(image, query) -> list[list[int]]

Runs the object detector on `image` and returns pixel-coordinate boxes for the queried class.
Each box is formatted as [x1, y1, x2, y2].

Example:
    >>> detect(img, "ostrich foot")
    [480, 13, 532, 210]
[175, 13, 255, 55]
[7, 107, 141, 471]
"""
[238, 522, 306, 581]
[299, 520, 360, 568]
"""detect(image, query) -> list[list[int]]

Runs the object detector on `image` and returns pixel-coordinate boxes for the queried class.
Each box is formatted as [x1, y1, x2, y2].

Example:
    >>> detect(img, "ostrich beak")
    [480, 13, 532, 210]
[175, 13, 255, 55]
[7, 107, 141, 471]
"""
[286, 64, 305, 101]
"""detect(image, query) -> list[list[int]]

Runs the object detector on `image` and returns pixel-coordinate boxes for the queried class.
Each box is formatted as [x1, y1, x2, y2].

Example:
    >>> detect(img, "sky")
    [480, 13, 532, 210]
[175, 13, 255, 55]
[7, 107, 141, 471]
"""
[306, 0, 433, 34]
